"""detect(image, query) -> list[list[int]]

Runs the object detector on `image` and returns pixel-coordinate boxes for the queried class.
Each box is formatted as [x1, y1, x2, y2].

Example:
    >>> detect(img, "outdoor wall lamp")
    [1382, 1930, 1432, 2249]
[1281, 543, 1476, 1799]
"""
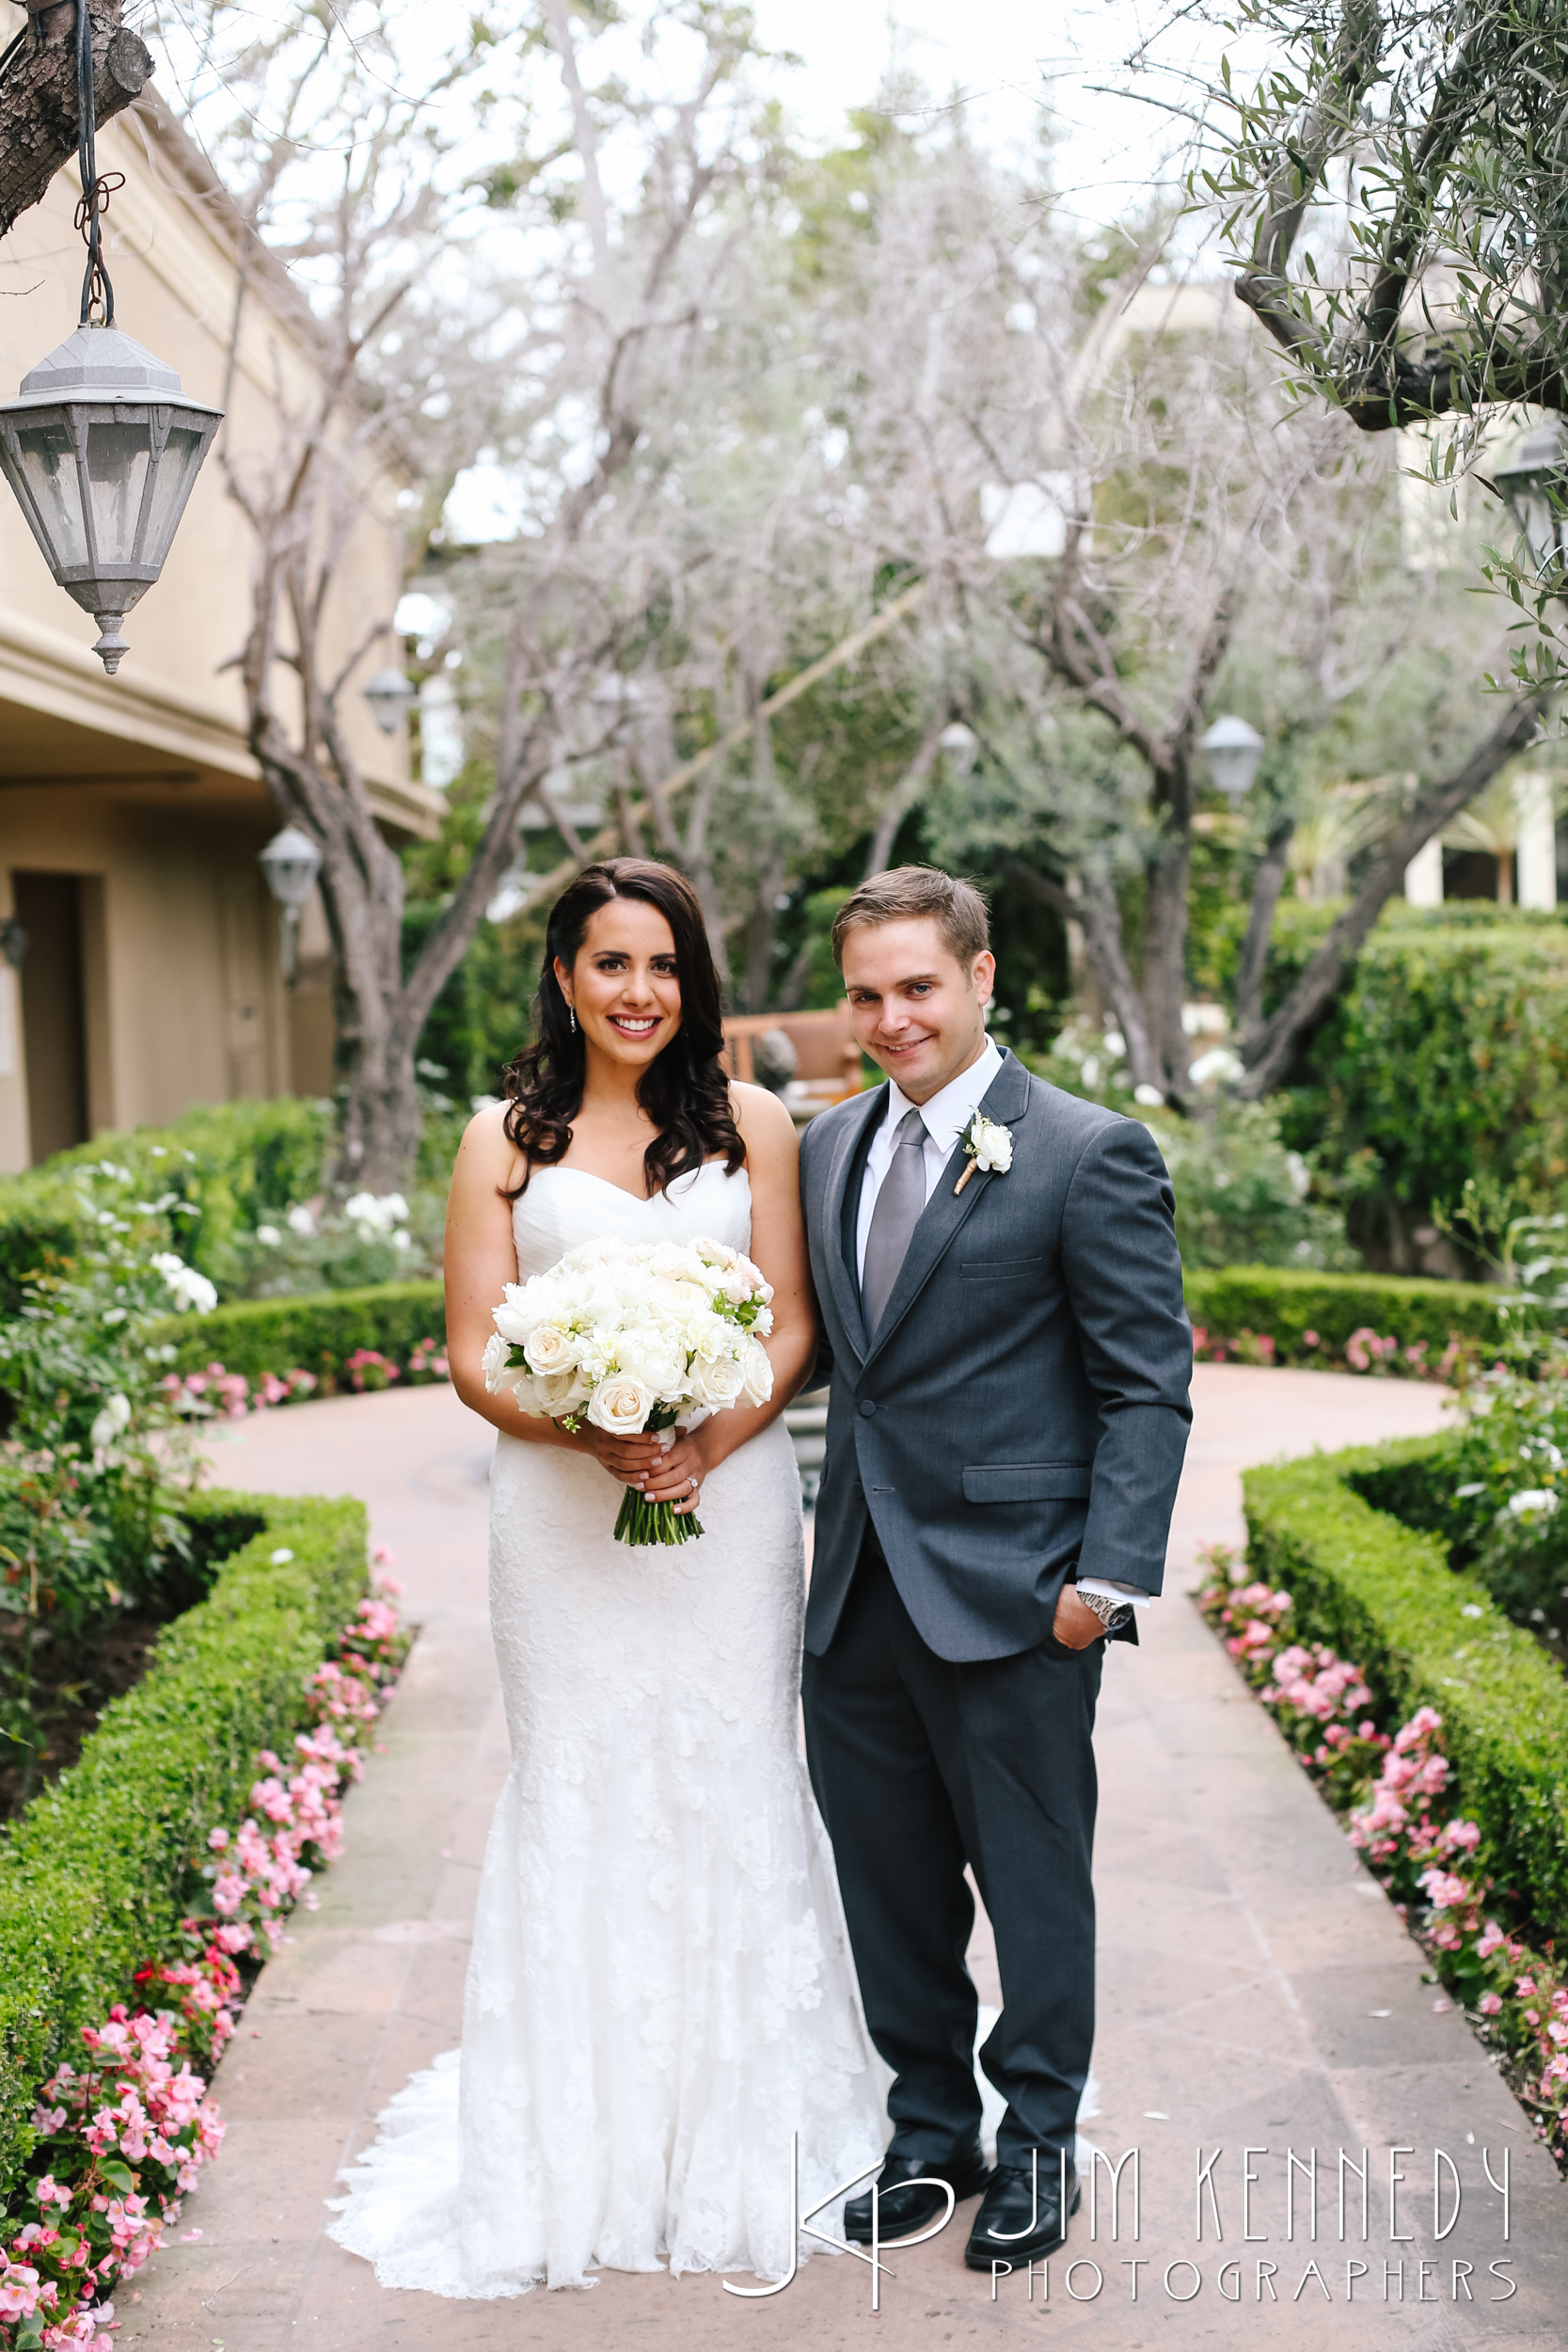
[1199, 714, 1265, 802]
[0, 3, 222, 674]
[1495, 421, 1568, 585]
[259, 824, 323, 986]
[363, 665, 417, 734]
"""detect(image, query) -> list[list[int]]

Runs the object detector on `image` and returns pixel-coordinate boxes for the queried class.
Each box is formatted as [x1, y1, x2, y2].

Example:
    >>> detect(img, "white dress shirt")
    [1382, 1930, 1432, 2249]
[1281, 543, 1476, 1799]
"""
[853, 1039, 1150, 1614]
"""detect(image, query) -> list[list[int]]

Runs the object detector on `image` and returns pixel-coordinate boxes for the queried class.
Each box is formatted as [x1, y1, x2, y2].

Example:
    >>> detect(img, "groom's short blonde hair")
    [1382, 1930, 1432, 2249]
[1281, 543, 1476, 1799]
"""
[831, 866, 990, 970]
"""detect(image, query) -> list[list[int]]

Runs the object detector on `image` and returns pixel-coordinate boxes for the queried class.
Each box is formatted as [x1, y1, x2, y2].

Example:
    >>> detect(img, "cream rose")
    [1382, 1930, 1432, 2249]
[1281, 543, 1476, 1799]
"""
[524, 1321, 578, 1376]
[689, 1351, 747, 1409]
[737, 1337, 773, 1408]
[586, 1373, 654, 1436]
[533, 1366, 589, 1418]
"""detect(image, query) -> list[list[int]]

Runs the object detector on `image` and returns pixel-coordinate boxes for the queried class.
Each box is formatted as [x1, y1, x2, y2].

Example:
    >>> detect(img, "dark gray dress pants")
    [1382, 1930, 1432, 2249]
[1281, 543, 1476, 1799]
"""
[802, 1531, 1101, 2168]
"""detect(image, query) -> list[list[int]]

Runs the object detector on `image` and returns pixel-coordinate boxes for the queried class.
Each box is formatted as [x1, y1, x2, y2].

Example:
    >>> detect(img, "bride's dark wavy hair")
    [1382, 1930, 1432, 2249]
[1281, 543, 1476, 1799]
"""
[501, 858, 745, 1199]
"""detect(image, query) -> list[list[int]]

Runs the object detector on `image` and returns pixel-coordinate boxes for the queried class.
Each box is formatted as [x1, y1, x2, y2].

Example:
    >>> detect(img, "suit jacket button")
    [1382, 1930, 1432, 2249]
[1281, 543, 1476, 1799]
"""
[858, 1399, 877, 1418]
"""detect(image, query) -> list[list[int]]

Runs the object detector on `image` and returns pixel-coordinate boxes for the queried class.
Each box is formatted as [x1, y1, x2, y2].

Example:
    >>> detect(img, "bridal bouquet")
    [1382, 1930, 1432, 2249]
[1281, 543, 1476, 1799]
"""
[483, 1232, 774, 1546]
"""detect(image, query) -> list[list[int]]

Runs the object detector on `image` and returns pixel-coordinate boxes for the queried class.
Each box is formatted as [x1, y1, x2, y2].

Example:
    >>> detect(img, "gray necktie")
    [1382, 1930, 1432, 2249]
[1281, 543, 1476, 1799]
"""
[862, 1105, 927, 1337]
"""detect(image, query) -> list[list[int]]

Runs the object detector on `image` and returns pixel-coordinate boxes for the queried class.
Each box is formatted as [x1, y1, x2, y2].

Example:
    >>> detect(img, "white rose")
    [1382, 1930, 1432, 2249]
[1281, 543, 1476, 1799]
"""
[492, 1287, 536, 1344]
[689, 1351, 747, 1409]
[524, 1322, 578, 1376]
[587, 1374, 654, 1436]
[738, 1338, 773, 1408]
[483, 1332, 535, 1406]
[532, 1366, 589, 1418]
[971, 1115, 1013, 1173]
[751, 1304, 774, 1339]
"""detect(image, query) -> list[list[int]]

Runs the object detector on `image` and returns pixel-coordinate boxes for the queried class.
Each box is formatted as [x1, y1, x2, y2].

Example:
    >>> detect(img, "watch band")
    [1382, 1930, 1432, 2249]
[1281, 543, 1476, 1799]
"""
[1075, 1585, 1134, 1634]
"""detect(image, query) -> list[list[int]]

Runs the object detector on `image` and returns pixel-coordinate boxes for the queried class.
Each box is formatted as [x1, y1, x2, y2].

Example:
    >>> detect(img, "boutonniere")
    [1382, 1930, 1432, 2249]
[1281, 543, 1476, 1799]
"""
[954, 1109, 1014, 1195]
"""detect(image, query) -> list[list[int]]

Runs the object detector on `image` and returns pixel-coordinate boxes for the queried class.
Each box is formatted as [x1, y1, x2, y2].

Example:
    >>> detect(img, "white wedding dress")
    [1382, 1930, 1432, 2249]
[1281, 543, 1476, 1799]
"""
[327, 1160, 886, 2296]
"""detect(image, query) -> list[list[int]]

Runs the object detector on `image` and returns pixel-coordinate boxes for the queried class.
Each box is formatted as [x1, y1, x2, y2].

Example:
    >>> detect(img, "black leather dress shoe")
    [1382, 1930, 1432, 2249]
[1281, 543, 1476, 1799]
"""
[964, 2161, 1080, 2269]
[844, 2146, 991, 2244]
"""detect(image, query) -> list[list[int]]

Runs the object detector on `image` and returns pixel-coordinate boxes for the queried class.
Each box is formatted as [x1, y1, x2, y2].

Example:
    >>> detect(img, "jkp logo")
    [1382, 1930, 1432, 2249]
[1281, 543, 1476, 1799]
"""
[722, 2138, 1066, 2310]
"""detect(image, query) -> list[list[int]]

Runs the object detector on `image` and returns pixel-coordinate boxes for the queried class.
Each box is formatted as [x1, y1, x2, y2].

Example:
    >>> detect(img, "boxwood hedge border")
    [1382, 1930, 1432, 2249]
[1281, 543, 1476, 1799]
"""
[156, 1281, 447, 1387]
[0, 1487, 367, 2198]
[1243, 1437, 1568, 1940]
[1184, 1265, 1527, 1363]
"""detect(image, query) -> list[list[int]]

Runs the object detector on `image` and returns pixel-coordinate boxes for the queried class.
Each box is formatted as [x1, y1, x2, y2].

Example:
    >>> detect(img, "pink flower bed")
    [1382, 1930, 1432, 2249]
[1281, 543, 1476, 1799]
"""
[1199, 1550, 1568, 2168]
[163, 1345, 449, 1421]
[1189, 1326, 1474, 1380]
[0, 1553, 406, 2348]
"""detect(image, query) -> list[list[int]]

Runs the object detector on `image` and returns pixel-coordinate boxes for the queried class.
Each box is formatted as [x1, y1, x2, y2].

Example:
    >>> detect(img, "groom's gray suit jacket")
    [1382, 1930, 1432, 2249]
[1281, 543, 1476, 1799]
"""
[800, 1047, 1193, 1663]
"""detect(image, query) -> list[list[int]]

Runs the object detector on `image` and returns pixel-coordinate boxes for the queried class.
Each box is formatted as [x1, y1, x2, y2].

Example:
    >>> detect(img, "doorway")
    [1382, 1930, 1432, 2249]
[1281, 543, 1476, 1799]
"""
[12, 871, 89, 1163]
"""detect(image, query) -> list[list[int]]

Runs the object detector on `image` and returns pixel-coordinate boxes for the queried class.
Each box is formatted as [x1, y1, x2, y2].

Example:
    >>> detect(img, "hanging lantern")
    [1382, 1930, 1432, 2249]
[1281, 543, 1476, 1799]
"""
[1199, 714, 1265, 802]
[258, 824, 323, 985]
[939, 721, 979, 775]
[362, 665, 417, 734]
[0, 1, 222, 674]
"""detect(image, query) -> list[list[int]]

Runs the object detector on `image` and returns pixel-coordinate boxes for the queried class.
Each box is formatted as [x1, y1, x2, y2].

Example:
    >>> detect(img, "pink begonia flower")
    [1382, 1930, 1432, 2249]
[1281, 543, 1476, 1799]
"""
[1480, 1993, 1504, 2015]
[1517, 1976, 1538, 1996]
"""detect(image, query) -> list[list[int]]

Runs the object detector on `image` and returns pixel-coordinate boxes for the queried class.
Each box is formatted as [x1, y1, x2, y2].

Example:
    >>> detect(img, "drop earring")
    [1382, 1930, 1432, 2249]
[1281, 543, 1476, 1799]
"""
[567, 1002, 577, 1033]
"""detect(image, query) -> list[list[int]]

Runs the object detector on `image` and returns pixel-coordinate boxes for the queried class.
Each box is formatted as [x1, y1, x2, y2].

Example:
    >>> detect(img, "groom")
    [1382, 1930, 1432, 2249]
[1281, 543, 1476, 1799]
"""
[799, 866, 1191, 2271]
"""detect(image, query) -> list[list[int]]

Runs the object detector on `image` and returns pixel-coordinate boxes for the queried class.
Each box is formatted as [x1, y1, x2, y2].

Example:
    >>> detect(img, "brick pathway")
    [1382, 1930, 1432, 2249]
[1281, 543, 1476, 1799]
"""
[114, 1368, 1568, 2350]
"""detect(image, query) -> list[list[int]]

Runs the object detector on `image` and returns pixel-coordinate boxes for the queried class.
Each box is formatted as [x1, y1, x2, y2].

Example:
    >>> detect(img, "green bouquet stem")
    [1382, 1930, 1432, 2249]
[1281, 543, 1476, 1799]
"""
[614, 1483, 704, 1547]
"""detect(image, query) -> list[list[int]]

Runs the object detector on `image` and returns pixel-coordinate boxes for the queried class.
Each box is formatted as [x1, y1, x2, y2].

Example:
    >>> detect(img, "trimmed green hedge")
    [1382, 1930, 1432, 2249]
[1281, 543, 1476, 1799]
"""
[1183, 1264, 1528, 1363]
[158, 1280, 446, 1385]
[1243, 1438, 1568, 1939]
[0, 1486, 366, 2196]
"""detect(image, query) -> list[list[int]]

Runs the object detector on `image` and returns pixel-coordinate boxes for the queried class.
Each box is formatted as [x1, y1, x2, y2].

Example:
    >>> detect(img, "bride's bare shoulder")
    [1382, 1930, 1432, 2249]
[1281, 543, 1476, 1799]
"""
[729, 1079, 798, 1170]
[451, 1099, 527, 1200]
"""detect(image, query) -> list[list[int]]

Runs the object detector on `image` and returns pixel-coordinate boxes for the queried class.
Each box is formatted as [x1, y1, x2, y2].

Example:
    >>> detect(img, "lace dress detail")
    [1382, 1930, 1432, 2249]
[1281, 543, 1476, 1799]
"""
[327, 1161, 885, 2296]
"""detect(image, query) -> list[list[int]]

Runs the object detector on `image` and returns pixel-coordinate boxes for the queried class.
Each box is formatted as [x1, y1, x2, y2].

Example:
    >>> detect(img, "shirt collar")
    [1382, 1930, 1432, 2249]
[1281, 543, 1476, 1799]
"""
[886, 1036, 1004, 1150]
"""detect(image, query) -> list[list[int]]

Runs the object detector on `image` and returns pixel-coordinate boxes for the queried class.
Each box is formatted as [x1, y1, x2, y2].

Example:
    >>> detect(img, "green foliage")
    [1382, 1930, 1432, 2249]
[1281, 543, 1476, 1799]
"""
[0, 1487, 366, 2196]
[0, 1101, 332, 1311]
[1270, 910, 1568, 1256]
[1352, 1356, 1568, 1648]
[156, 1281, 447, 1387]
[1183, 1264, 1522, 1364]
[1243, 1440, 1568, 1938]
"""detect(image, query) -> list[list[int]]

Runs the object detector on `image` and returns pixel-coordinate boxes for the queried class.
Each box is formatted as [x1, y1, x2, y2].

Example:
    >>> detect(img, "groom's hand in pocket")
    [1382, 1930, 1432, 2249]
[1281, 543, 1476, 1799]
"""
[1052, 1584, 1108, 1649]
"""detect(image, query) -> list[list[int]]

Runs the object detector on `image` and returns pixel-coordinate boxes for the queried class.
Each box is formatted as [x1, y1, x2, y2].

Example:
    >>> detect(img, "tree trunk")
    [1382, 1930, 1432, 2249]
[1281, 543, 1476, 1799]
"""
[1234, 815, 1295, 1041]
[1009, 866, 1158, 1090]
[1237, 691, 1549, 1098]
[0, 5, 153, 243]
[1138, 812, 1194, 1099]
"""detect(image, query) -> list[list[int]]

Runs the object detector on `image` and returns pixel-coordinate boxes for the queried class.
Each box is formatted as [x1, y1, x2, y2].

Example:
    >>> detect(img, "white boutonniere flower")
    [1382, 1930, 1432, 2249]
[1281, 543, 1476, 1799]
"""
[954, 1109, 1014, 1195]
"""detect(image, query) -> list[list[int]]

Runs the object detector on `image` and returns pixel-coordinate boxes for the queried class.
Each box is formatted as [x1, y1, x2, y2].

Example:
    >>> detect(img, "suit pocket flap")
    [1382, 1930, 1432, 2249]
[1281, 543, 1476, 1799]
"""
[962, 1463, 1092, 1502]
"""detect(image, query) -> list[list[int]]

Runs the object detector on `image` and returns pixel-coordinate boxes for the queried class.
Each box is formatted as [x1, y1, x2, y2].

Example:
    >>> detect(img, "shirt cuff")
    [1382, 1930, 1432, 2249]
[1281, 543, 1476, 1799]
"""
[1077, 1576, 1153, 1609]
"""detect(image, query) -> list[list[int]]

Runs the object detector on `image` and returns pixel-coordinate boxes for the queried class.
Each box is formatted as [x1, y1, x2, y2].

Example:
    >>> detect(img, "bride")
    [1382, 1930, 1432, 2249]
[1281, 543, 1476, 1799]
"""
[327, 855, 884, 2296]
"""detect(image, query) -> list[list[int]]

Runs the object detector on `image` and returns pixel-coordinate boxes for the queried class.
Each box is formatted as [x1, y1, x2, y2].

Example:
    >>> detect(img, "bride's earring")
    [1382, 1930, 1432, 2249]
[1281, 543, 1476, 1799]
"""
[567, 1000, 577, 1034]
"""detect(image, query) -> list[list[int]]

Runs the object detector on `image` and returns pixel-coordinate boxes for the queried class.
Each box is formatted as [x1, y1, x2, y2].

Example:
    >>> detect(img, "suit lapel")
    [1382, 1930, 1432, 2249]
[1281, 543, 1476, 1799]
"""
[818, 1080, 887, 1365]
[862, 1049, 1033, 1369]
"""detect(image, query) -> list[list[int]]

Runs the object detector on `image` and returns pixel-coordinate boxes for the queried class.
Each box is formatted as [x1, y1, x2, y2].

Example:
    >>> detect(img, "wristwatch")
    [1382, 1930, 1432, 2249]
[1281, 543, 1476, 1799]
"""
[1074, 1586, 1134, 1636]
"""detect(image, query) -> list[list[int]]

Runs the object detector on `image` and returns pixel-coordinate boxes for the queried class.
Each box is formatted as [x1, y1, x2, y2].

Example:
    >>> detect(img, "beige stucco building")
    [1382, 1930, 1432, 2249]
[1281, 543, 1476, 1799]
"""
[0, 96, 437, 1169]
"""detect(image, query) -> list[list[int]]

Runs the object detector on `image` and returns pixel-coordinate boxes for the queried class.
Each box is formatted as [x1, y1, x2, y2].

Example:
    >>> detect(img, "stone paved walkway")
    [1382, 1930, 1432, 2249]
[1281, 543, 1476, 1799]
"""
[115, 1368, 1568, 2351]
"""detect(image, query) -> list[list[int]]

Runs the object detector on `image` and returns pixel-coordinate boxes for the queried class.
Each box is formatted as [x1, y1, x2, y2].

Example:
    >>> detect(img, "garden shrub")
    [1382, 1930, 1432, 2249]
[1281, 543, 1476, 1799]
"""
[156, 1280, 447, 1388]
[0, 1486, 366, 2198]
[0, 1099, 332, 1310]
[1243, 1439, 1568, 1939]
[1182, 1263, 1526, 1368]
[1268, 907, 1568, 1261]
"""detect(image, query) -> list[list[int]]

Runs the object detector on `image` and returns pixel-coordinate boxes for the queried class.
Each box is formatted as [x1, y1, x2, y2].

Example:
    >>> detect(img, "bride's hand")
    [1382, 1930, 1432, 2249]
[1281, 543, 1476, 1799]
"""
[564, 1422, 713, 1515]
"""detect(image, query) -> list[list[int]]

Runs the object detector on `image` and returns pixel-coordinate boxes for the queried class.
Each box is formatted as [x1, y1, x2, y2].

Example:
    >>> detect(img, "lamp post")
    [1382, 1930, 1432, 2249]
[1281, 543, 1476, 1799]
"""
[362, 665, 416, 734]
[1495, 420, 1568, 584]
[0, 1, 222, 674]
[939, 721, 979, 775]
[258, 824, 323, 986]
[1199, 714, 1265, 803]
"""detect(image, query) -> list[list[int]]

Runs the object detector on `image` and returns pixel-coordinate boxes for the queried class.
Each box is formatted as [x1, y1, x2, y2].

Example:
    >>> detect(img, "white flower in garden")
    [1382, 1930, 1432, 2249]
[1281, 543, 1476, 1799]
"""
[90, 1393, 132, 1449]
[1133, 1084, 1164, 1107]
[151, 1252, 217, 1314]
[256, 1225, 282, 1247]
[344, 1191, 409, 1242]
[587, 1373, 654, 1436]
[287, 1204, 318, 1238]
[1507, 1489, 1559, 1518]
